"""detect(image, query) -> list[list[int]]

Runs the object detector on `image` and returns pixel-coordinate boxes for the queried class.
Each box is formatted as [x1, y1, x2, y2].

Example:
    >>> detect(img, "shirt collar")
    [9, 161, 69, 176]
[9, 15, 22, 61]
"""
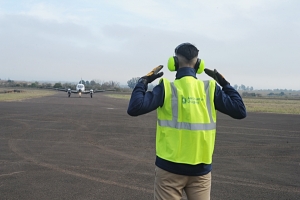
[175, 67, 197, 80]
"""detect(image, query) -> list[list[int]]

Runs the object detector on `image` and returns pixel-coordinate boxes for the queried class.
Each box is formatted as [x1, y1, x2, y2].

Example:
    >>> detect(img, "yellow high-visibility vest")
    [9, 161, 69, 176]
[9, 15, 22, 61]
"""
[156, 77, 217, 165]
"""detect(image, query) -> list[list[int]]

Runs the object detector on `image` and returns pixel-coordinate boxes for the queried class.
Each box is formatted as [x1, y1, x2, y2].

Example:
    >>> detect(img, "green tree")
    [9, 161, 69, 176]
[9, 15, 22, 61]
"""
[240, 84, 246, 90]
[30, 81, 39, 88]
[62, 83, 73, 89]
[90, 80, 96, 86]
[53, 82, 62, 88]
[41, 83, 52, 88]
[127, 77, 140, 89]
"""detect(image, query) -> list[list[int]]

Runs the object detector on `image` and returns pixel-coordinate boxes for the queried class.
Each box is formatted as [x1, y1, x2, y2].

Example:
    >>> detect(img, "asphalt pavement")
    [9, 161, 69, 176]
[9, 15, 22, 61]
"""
[0, 92, 299, 200]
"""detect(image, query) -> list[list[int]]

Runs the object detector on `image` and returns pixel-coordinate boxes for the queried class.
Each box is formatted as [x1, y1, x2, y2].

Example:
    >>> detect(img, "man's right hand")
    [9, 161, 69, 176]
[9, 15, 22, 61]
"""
[140, 65, 164, 84]
[204, 68, 230, 87]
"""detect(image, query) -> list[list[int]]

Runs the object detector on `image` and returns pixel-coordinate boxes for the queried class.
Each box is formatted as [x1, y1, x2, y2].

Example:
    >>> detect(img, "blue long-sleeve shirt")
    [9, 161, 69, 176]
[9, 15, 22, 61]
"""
[127, 67, 246, 176]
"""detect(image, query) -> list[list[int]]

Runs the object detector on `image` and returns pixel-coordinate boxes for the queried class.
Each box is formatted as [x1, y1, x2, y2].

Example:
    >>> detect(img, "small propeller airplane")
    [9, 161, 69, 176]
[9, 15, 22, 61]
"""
[56, 80, 105, 98]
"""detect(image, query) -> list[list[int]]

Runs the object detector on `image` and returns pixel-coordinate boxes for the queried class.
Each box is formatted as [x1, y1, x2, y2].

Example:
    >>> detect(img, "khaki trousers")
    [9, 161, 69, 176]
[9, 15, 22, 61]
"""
[154, 166, 211, 200]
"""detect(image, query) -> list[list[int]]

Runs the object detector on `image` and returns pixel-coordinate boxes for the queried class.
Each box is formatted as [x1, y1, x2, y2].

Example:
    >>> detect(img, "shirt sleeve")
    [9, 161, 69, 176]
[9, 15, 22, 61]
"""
[214, 84, 247, 119]
[127, 82, 164, 116]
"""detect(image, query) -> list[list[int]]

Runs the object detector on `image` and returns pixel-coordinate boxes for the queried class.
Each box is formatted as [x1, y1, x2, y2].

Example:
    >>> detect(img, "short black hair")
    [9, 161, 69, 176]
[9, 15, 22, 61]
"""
[175, 43, 199, 60]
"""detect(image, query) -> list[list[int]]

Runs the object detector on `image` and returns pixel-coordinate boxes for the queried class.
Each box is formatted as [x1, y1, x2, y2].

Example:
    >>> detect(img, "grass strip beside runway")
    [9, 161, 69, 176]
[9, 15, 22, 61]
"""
[243, 98, 300, 115]
[105, 94, 300, 115]
[0, 89, 57, 102]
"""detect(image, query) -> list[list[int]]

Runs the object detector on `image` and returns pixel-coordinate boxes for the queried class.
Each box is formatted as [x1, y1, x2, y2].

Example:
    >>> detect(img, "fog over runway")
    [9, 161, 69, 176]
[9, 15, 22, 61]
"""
[0, 92, 299, 199]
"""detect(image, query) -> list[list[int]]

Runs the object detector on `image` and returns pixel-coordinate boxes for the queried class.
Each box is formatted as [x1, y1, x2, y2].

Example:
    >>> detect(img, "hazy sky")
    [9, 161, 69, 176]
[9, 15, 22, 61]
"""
[0, 0, 299, 89]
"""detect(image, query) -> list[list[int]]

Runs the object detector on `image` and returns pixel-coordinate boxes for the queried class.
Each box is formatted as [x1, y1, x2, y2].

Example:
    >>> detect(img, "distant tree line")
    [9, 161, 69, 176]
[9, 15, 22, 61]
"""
[126, 77, 154, 90]
[0, 79, 122, 91]
[1, 78, 298, 93]
[232, 84, 299, 92]
[233, 84, 254, 91]
[242, 92, 262, 97]
[53, 79, 121, 91]
[0, 79, 52, 88]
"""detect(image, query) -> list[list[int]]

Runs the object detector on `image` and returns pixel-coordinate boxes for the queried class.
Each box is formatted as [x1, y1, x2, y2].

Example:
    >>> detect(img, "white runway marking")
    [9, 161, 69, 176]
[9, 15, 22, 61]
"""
[0, 171, 25, 177]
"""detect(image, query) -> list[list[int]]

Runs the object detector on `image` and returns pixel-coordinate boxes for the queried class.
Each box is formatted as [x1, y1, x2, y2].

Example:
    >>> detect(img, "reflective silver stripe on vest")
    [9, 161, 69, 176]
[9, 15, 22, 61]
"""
[158, 81, 216, 131]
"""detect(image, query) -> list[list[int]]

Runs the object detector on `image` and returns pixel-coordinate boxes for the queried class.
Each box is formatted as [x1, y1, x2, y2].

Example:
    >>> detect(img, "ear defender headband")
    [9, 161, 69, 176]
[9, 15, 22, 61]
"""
[167, 43, 205, 74]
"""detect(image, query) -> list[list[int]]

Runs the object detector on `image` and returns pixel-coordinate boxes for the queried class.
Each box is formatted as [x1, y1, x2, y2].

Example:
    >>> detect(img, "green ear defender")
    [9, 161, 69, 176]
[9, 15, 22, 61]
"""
[194, 58, 205, 74]
[167, 56, 178, 72]
[167, 56, 205, 74]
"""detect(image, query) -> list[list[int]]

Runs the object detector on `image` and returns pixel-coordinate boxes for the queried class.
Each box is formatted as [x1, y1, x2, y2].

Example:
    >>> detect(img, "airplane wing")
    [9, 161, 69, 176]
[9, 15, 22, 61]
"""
[81, 91, 92, 94]
[54, 86, 107, 98]
[70, 90, 79, 93]
[69, 89, 105, 94]
[54, 88, 78, 93]
[54, 88, 67, 92]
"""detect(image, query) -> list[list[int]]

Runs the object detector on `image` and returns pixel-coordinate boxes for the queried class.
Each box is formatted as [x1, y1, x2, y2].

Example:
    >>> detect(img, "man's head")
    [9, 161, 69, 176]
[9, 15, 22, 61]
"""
[176, 43, 198, 68]
[168, 43, 205, 74]
[175, 43, 199, 61]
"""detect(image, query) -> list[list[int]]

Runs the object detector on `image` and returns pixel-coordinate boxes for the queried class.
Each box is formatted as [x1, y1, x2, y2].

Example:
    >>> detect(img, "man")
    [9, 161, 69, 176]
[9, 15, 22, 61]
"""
[127, 43, 246, 200]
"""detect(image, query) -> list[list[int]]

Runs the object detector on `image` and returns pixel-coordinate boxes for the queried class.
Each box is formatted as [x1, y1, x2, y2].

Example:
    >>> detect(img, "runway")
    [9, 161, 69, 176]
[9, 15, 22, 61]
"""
[0, 92, 299, 200]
